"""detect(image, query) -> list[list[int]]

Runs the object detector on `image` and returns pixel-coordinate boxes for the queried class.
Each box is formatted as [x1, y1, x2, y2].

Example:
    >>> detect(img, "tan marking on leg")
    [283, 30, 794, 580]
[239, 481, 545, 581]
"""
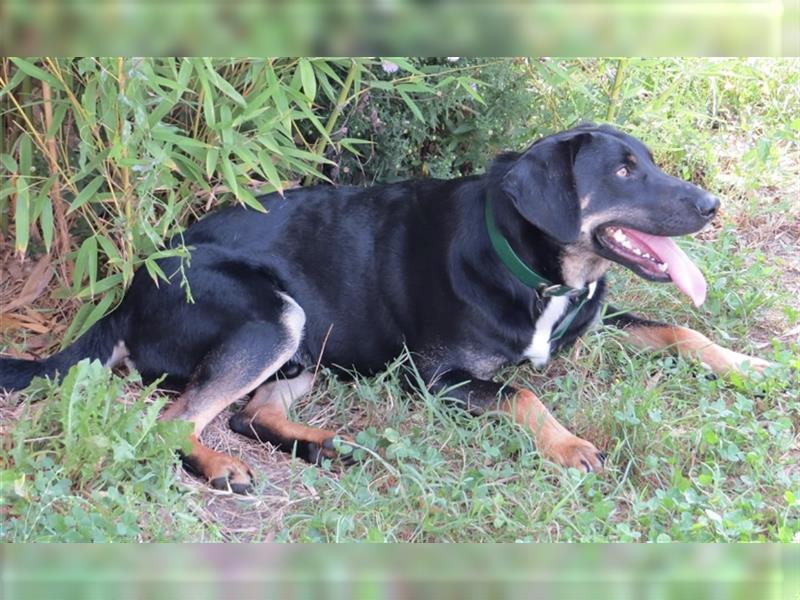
[623, 324, 771, 376]
[165, 294, 307, 490]
[503, 389, 603, 472]
[159, 395, 188, 421]
[243, 371, 314, 415]
[241, 372, 346, 452]
[185, 434, 252, 490]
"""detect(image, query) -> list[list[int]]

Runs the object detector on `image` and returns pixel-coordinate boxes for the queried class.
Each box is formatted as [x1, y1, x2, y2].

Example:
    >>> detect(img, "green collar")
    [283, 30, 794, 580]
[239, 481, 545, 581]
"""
[484, 196, 584, 298]
[484, 196, 590, 341]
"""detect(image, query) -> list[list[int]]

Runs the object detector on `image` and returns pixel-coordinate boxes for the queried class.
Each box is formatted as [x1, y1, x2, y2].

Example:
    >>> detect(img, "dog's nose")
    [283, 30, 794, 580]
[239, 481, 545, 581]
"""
[694, 194, 720, 219]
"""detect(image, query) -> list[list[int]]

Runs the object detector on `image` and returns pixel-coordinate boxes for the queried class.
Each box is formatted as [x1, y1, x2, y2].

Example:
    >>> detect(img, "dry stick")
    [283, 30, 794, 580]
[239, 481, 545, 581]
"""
[606, 58, 628, 123]
[41, 82, 72, 281]
[301, 60, 359, 187]
[117, 58, 135, 271]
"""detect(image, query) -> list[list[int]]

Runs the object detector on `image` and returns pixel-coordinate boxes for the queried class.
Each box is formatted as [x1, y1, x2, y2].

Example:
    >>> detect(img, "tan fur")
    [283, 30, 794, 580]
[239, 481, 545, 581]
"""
[240, 373, 349, 456]
[623, 324, 771, 375]
[560, 246, 610, 289]
[503, 389, 603, 472]
[186, 434, 252, 486]
[161, 296, 306, 488]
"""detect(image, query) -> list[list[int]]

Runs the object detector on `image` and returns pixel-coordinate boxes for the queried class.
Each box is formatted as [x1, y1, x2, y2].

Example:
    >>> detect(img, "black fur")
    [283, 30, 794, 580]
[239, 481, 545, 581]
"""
[1, 124, 718, 412]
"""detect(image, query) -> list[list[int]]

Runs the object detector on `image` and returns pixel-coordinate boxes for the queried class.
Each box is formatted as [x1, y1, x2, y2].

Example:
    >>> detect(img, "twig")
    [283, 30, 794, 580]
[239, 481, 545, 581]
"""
[606, 58, 628, 123]
[41, 81, 72, 280]
[302, 60, 359, 186]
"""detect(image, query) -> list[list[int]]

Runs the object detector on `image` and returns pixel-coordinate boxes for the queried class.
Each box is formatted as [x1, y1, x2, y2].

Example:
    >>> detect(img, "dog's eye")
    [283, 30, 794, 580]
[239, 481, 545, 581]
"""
[616, 166, 630, 178]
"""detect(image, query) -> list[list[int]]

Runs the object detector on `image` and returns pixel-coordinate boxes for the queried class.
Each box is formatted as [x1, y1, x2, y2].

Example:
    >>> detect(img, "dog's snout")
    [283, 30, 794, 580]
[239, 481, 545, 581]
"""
[694, 194, 720, 219]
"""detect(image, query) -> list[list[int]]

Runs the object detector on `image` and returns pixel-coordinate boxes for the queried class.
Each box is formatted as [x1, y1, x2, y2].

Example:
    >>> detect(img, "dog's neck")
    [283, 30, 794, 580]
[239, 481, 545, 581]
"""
[485, 154, 610, 290]
[485, 177, 570, 288]
[559, 246, 611, 289]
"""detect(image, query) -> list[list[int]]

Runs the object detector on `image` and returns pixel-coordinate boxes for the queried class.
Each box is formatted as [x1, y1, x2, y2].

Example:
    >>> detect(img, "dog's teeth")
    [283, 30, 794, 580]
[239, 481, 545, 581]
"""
[658, 262, 669, 272]
[632, 248, 641, 255]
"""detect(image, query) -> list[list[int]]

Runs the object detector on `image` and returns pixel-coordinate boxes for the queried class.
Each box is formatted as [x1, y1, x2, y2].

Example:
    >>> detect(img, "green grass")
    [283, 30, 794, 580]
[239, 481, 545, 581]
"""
[1, 57, 799, 542]
[2, 216, 797, 543]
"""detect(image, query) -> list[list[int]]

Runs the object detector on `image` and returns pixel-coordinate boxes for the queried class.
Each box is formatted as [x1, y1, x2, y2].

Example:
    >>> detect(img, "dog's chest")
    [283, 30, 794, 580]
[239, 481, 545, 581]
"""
[521, 281, 599, 367]
[522, 296, 570, 367]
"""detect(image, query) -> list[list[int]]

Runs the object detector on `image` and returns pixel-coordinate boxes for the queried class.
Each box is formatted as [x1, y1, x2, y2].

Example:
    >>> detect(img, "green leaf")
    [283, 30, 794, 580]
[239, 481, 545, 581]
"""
[68, 175, 105, 214]
[96, 235, 122, 265]
[205, 147, 219, 179]
[298, 59, 317, 102]
[39, 191, 54, 253]
[46, 103, 68, 139]
[74, 236, 99, 295]
[257, 154, 283, 194]
[10, 57, 63, 90]
[0, 153, 17, 173]
[0, 68, 27, 98]
[19, 133, 32, 175]
[221, 156, 239, 196]
[14, 178, 30, 253]
[398, 90, 425, 123]
[235, 186, 267, 213]
[77, 292, 116, 339]
[151, 125, 211, 149]
[75, 273, 124, 299]
[197, 69, 216, 128]
[144, 257, 168, 285]
[203, 59, 246, 107]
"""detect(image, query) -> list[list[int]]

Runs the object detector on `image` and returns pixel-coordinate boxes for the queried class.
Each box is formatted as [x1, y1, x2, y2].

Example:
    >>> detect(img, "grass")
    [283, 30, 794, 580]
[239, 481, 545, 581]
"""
[1, 58, 799, 542]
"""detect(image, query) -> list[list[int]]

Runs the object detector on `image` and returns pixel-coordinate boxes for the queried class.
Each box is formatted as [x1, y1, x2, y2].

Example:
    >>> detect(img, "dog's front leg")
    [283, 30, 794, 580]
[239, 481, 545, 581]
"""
[426, 368, 605, 473]
[604, 306, 772, 376]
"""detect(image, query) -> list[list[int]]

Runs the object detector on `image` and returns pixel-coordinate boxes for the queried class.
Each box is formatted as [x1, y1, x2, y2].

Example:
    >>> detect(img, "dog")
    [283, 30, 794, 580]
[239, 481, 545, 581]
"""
[0, 123, 770, 493]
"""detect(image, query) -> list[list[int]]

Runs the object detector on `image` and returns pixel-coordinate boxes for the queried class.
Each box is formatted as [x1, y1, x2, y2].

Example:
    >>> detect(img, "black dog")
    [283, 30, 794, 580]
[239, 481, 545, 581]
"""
[1, 124, 768, 493]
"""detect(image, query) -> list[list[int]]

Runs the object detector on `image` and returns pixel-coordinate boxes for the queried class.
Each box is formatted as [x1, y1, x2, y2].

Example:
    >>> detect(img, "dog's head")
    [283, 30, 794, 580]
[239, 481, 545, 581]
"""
[500, 124, 718, 306]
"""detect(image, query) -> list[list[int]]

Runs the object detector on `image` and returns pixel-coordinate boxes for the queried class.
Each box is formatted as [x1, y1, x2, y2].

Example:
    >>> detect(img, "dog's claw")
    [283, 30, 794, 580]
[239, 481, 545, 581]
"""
[547, 434, 605, 473]
[184, 453, 254, 495]
[317, 435, 358, 466]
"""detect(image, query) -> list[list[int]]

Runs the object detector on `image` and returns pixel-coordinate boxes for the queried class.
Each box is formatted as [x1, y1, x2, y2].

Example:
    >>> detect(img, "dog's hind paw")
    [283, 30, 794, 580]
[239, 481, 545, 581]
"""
[183, 449, 254, 495]
[305, 435, 358, 466]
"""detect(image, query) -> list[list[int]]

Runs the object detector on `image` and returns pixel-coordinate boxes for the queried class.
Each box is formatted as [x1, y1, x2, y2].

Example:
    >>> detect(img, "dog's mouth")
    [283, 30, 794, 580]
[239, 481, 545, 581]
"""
[596, 225, 707, 306]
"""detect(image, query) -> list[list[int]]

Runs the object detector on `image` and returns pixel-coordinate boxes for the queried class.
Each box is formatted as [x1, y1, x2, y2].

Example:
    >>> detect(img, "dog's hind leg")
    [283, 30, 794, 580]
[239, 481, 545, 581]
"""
[163, 293, 305, 493]
[229, 370, 352, 465]
[603, 306, 771, 376]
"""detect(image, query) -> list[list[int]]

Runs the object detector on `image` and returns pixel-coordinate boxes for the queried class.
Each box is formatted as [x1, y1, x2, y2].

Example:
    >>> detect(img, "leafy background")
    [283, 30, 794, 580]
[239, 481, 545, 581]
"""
[1, 57, 798, 542]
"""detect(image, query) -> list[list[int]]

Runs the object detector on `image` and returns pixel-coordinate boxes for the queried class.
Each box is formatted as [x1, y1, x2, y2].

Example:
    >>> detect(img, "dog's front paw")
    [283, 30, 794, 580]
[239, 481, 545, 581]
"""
[545, 434, 605, 473]
[722, 349, 773, 376]
[737, 355, 772, 374]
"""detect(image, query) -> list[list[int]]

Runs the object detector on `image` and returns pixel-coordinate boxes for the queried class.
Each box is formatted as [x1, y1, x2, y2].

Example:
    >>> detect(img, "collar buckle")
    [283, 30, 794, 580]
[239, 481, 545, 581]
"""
[538, 283, 585, 298]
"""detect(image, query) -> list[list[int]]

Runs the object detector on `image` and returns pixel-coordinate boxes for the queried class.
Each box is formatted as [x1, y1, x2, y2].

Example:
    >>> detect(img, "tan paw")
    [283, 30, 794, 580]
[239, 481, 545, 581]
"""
[546, 434, 605, 473]
[734, 355, 772, 374]
[184, 451, 254, 494]
[722, 349, 774, 375]
[206, 454, 254, 494]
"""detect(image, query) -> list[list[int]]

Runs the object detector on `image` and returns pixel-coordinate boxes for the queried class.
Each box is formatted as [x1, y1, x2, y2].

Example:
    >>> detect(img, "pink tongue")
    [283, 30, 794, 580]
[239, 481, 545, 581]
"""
[622, 229, 708, 307]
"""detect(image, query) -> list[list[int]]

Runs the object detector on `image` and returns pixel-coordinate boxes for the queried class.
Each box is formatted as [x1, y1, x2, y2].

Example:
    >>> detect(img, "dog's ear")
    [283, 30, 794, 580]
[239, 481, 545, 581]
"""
[500, 133, 590, 244]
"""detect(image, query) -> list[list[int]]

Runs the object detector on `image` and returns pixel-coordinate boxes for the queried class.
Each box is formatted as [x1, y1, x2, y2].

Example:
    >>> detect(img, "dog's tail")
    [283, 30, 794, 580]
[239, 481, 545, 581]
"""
[0, 312, 126, 392]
